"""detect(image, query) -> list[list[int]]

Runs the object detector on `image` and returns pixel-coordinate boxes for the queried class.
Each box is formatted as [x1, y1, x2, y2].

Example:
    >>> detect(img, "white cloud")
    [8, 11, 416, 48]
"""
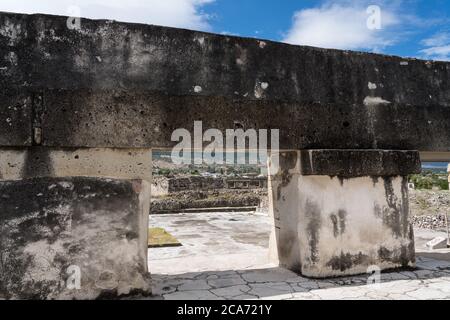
[220, 31, 240, 36]
[420, 32, 450, 61]
[282, 1, 402, 51]
[0, 0, 214, 31]
[421, 32, 450, 47]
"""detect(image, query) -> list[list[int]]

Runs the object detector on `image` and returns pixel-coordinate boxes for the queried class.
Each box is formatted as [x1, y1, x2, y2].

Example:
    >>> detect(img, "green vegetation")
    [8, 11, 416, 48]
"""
[190, 169, 200, 175]
[148, 227, 182, 248]
[154, 168, 172, 176]
[410, 171, 449, 190]
[153, 162, 263, 177]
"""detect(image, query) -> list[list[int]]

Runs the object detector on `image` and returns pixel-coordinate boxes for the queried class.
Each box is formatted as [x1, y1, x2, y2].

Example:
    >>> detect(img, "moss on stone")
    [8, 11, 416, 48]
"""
[148, 227, 181, 248]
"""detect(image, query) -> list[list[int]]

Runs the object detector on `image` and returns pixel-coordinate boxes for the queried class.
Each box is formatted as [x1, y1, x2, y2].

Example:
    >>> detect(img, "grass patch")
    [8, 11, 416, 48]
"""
[148, 227, 182, 248]
[416, 196, 429, 211]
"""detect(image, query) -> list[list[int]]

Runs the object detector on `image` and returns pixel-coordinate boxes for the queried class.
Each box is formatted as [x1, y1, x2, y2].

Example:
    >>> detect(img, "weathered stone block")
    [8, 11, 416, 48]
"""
[269, 150, 416, 278]
[0, 147, 152, 182]
[426, 237, 449, 250]
[268, 151, 302, 270]
[0, 177, 151, 299]
[297, 175, 415, 278]
[1, 11, 450, 150]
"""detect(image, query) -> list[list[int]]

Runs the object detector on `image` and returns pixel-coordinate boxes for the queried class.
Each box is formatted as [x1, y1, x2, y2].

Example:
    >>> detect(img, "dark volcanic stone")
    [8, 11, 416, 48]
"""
[300, 149, 422, 177]
[0, 11, 449, 150]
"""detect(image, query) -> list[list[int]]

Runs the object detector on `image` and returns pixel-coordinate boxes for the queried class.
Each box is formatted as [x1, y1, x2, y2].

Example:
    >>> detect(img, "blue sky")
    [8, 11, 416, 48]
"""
[1, 0, 449, 60]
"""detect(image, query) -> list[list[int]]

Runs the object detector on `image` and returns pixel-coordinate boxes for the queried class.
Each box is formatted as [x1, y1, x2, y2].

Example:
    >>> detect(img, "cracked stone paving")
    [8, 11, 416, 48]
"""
[146, 212, 450, 300]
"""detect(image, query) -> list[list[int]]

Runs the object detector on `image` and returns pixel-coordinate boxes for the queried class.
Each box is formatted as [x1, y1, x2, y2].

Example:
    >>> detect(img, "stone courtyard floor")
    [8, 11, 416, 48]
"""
[148, 212, 450, 300]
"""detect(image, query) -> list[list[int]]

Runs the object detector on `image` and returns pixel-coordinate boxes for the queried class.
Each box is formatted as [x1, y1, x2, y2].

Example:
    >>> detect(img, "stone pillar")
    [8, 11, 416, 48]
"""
[268, 150, 421, 278]
[268, 151, 302, 270]
[447, 164, 450, 184]
[0, 147, 153, 299]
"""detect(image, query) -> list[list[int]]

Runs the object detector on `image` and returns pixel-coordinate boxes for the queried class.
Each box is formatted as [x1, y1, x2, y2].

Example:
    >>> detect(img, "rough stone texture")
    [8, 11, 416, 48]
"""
[409, 190, 450, 226]
[168, 176, 225, 193]
[269, 151, 416, 278]
[412, 214, 449, 230]
[0, 11, 449, 150]
[0, 10, 446, 287]
[297, 175, 415, 278]
[268, 151, 302, 271]
[300, 150, 421, 177]
[0, 90, 32, 146]
[0, 177, 151, 299]
[150, 189, 263, 214]
[0, 147, 152, 182]
[152, 176, 267, 197]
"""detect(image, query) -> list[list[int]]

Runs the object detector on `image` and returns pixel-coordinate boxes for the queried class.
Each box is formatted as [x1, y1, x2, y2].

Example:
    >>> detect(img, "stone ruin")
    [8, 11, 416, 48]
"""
[150, 175, 268, 214]
[0, 11, 449, 299]
[151, 175, 267, 196]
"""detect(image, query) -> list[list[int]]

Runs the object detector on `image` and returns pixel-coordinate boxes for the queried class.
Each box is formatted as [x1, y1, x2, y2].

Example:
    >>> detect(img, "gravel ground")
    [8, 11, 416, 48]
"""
[409, 189, 450, 231]
[412, 214, 449, 230]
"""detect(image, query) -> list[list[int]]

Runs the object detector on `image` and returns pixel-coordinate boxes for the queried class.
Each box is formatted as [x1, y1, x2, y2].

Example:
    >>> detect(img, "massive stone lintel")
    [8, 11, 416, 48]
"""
[0, 11, 449, 150]
[269, 150, 418, 278]
[0, 177, 151, 299]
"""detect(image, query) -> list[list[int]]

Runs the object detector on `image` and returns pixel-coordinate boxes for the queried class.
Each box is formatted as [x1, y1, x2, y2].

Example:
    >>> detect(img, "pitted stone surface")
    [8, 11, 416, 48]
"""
[1, 9, 449, 299]
[299, 150, 421, 177]
[0, 177, 151, 299]
[1, 11, 450, 150]
[269, 151, 416, 278]
[0, 147, 152, 181]
[0, 90, 32, 146]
